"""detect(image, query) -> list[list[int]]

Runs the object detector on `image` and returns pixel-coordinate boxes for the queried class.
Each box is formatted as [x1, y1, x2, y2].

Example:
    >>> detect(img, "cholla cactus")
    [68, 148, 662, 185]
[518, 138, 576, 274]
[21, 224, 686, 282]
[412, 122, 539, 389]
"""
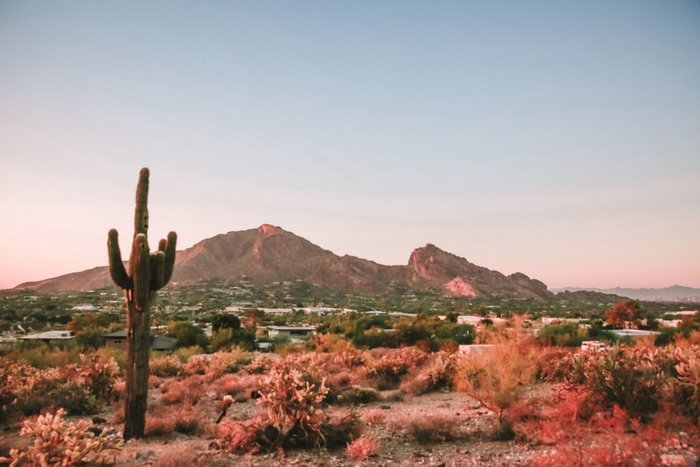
[257, 365, 329, 441]
[0, 409, 121, 466]
[107, 168, 177, 439]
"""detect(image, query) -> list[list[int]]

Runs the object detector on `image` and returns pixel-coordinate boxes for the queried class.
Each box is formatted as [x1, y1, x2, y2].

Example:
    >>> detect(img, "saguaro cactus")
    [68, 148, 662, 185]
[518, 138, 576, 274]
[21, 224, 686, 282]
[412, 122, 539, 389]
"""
[107, 168, 177, 440]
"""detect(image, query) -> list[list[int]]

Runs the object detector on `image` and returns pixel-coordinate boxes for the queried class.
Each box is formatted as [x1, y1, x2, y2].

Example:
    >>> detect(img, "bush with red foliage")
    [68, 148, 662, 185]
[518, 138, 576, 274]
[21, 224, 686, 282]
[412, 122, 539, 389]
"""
[346, 436, 379, 460]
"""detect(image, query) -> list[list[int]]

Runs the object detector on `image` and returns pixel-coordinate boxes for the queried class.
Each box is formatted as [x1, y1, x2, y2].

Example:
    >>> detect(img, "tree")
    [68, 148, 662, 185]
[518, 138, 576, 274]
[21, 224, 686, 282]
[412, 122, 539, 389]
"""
[605, 300, 643, 329]
[244, 308, 264, 327]
[167, 321, 208, 348]
[212, 313, 241, 332]
[107, 168, 177, 440]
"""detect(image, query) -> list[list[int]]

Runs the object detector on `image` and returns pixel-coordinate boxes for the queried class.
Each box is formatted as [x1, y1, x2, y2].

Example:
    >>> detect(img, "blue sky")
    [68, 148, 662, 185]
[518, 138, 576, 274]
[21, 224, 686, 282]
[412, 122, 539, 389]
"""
[1, 1, 699, 289]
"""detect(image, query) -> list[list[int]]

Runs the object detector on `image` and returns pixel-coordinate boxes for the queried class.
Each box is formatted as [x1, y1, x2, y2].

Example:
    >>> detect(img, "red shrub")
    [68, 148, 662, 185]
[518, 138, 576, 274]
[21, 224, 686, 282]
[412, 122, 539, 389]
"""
[346, 436, 378, 460]
[362, 409, 386, 425]
[145, 415, 176, 437]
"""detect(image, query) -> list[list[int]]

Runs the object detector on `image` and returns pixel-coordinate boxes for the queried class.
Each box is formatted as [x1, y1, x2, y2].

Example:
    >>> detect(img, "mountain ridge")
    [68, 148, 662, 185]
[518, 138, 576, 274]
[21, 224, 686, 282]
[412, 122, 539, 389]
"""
[552, 286, 700, 302]
[15, 224, 552, 298]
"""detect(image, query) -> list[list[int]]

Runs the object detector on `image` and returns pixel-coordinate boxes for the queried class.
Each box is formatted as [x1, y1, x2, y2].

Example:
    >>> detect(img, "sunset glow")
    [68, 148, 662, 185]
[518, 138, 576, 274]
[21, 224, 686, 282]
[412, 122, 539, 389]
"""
[1, 1, 699, 290]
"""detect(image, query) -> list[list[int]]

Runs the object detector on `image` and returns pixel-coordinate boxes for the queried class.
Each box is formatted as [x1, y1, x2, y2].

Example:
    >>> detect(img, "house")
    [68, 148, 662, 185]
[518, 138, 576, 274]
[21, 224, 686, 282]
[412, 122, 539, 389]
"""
[261, 308, 295, 316]
[151, 335, 178, 351]
[609, 329, 658, 341]
[267, 326, 316, 341]
[20, 330, 74, 341]
[102, 330, 177, 351]
[541, 317, 585, 325]
[457, 315, 505, 326]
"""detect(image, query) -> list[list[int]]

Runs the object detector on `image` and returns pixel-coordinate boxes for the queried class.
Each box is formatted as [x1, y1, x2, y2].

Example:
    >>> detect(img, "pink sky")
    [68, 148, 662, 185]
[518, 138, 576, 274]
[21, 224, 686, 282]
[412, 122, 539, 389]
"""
[1, 2, 699, 290]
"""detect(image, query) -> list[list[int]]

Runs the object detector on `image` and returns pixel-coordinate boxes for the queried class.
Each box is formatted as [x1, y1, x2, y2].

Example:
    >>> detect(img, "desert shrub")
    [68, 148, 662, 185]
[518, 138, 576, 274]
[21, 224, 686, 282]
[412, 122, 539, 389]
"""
[16, 380, 99, 416]
[151, 354, 182, 377]
[331, 347, 370, 368]
[160, 375, 207, 406]
[529, 403, 665, 467]
[218, 415, 270, 455]
[173, 410, 201, 434]
[210, 327, 257, 352]
[537, 323, 587, 347]
[668, 345, 700, 421]
[310, 333, 355, 353]
[208, 349, 244, 376]
[145, 415, 176, 437]
[215, 373, 246, 397]
[257, 363, 329, 445]
[77, 352, 120, 401]
[0, 409, 121, 465]
[400, 352, 458, 395]
[183, 350, 242, 378]
[215, 373, 260, 400]
[0, 360, 37, 421]
[156, 445, 197, 467]
[369, 347, 427, 389]
[219, 354, 351, 454]
[174, 345, 203, 363]
[326, 370, 353, 393]
[352, 329, 397, 349]
[337, 386, 380, 405]
[362, 409, 386, 425]
[218, 411, 355, 454]
[346, 436, 378, 460]
[536, 347, 575, 382]
[1, 352, 119, 419]
[431, 321, 476, 348]
[181, 354, 209, 376]
[454, 340, 540, 438]
[160, 381, 187, 406]
[6, 342, 81, 369]
[564, 346, 667, 416]
[319, 411, 362, 449]
[392, 413, 464, 444]
[96, 346, 126, 370]
[244, 355, 275, 374]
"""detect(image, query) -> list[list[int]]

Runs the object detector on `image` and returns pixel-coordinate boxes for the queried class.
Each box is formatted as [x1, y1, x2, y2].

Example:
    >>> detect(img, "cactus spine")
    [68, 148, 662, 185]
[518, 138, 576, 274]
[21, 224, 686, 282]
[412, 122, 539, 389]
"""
[107, 168, 177, 440]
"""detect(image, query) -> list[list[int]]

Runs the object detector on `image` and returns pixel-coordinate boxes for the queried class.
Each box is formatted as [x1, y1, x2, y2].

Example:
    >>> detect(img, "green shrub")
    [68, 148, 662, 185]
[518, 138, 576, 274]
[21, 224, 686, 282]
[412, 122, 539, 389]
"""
[150, 354, 182, 377]
[565, 347, 666, 416]
[17, 381, 99, 416]
[669, 346, 700, 420]
[537, 323, 586, 347]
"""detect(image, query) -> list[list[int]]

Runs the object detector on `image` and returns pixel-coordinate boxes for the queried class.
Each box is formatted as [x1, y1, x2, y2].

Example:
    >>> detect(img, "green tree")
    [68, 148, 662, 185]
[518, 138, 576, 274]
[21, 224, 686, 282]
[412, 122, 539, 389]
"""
[167, 321, 208, 348]
[212, 313, 241, 332]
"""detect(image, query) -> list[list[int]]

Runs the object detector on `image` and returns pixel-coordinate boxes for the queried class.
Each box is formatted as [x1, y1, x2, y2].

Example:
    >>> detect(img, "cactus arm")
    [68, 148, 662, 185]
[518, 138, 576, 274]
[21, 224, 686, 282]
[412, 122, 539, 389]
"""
[158, 238, 167, 252]
[161, 231, 177, 285]
[134, 168, 149, 236]
[108, 229, 132, 289]
[150, 251, 165, 291]
[132, 234, 151, 311]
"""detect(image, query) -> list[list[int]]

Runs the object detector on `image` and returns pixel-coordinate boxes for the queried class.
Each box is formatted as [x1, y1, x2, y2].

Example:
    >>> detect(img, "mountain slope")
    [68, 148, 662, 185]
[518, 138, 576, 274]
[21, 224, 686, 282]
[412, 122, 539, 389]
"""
[15, 224, 552, 298]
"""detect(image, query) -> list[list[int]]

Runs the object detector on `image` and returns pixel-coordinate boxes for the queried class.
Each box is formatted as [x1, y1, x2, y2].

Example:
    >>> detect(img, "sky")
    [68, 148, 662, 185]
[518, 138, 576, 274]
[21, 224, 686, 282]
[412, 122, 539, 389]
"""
[1, 1, 699, 290]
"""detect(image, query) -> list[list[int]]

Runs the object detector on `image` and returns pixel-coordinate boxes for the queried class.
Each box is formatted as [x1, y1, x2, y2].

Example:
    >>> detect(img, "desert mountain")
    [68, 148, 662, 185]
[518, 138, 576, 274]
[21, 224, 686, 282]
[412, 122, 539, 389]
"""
[15, 224, 552, 299]
[553, 286, 700, 302]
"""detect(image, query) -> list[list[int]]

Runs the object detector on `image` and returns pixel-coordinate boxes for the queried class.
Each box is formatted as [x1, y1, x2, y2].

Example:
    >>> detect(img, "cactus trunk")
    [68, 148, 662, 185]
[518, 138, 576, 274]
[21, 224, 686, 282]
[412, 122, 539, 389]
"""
[108, 168, 176, 440]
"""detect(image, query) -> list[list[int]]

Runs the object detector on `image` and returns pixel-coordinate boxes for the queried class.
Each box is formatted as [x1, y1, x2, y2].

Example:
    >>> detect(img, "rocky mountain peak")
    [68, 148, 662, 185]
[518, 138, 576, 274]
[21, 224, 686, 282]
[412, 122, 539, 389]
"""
[14, 226, 553, 299]
[258, 224, 283, 237]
